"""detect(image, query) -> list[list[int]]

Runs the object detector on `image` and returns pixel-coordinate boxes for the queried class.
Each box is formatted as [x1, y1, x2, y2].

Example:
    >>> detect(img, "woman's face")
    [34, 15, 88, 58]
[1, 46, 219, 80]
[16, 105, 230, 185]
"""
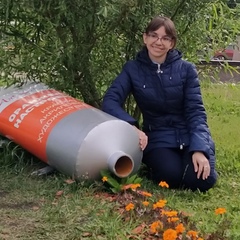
[143, 26, 174, 63]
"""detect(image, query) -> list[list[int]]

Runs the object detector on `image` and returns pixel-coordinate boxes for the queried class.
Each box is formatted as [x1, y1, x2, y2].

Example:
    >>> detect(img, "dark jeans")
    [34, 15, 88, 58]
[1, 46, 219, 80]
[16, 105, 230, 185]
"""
[142, 147, 217, 192]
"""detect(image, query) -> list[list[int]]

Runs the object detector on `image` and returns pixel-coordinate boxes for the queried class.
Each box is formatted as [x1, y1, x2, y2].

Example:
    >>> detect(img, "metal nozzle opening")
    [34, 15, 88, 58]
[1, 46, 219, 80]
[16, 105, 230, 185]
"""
[114, 155, 133, 178]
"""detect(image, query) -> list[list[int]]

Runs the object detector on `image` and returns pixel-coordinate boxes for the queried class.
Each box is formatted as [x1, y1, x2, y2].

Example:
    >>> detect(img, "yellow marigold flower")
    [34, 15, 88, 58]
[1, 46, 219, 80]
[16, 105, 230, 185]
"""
[163, 228, 178, 240]
[167, 217, 179, 223]
[163, 210, 178, 217]
[159, 181, 169, 188]
[125, 203, 134, 211]
[153, 199, 167, 209]
[187, 230, 198, 239]
[175, 223, 185, 234]
[215, 207, 227, 215]
[101, 176, 108, 182]
[150, 221, 163, 234]
[142, 201, 150, 207]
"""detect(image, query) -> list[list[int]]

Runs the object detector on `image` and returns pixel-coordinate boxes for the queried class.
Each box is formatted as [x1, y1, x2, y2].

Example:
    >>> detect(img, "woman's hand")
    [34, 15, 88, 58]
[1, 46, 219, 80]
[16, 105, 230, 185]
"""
[192, 151, 210, 180]
[133, 126, 148, 151]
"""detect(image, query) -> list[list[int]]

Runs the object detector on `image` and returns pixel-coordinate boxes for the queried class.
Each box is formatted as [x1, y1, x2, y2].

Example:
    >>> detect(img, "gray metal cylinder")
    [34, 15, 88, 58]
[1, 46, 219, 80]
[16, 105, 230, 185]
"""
[0, 82, 143, 180]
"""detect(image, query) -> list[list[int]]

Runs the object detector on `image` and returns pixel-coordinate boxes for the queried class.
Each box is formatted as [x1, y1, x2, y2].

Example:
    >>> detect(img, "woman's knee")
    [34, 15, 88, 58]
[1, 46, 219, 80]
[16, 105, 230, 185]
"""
[143, 160, 183, 188]
[143, 148, 183, 185]
[182, 147, 218, 192]
[183, 168, 218, 192]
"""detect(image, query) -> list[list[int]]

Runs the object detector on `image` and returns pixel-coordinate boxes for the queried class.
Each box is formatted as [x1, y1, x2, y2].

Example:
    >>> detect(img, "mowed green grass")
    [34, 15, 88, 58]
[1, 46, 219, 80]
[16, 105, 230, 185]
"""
[0, 83, 240, 240]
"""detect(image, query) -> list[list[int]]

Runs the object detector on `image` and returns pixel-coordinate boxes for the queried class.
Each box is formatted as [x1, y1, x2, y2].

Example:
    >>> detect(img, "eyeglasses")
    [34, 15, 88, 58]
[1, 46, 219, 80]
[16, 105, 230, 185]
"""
[147, 33, 172, 43]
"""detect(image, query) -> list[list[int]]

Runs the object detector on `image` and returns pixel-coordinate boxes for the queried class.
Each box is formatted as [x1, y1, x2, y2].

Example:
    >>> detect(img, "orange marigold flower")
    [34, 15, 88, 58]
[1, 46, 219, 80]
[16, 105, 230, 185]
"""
[130, 183, 141, 190]
[163, 210, 178, 217]
[163, 228, 178, 240]
[142, 201, 150, 207]
[167, 217, 179, 223]
[121, 183, 141, 190]
[125, 203, 134, 211]
[121, 184, 132, 190]
[150, 221, 163, 234]
[175, 223, 185, 234]
[215, 207, 227, 215]
[153, 203, 158, 209]
[101, 176, 108, 182]
[197, 238, 204, 240]
[159, 181, 169, 188]
[137, 190, 152, 197]
[153, 199, 167, 209]
[187, 230, 198, 240]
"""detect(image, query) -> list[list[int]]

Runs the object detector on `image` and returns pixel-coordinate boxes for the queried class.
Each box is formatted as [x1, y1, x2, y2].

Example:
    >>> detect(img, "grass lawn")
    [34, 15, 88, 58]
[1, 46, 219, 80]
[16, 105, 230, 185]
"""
[0, 82, 240, 240]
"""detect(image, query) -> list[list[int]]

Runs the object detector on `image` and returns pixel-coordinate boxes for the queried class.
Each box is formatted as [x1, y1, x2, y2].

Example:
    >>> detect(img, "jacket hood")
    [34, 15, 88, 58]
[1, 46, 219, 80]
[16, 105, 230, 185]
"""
[136, 46, 182, 67]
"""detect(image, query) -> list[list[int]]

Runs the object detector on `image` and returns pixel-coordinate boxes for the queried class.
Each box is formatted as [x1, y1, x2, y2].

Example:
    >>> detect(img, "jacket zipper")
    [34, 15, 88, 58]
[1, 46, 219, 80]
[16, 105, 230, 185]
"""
[156, 64, 184, 149]
[156, 64, 165, 98]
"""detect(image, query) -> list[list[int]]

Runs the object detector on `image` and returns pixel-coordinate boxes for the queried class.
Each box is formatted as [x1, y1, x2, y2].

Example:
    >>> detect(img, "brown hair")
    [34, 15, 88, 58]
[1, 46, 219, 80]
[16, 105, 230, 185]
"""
[145, 16, 177, 48]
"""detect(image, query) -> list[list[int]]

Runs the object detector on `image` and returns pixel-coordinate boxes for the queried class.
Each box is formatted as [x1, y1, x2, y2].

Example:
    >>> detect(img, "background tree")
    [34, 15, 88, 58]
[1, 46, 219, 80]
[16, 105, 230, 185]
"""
[0, 0, 240, 116]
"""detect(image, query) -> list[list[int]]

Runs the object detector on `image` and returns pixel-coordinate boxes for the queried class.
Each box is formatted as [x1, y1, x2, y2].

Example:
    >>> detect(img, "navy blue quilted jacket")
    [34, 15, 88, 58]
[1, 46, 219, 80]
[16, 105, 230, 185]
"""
[102, 47, 215, 158]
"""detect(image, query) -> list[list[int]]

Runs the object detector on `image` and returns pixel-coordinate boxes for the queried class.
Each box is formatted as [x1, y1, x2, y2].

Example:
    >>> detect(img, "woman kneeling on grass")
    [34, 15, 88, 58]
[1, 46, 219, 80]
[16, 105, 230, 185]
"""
[102, 16, 218, 192]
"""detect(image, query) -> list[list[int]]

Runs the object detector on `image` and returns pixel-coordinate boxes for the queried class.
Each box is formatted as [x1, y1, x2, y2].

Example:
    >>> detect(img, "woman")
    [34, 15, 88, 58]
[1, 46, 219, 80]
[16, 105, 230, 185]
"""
[102, 16, 217, 192]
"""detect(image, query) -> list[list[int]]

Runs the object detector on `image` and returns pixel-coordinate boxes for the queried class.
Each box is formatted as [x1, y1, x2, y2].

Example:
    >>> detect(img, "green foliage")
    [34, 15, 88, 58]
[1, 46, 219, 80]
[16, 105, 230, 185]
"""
[175, 1, 240, 61]
[1, 0, 240, 114]
[100, 169, 142, 193]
